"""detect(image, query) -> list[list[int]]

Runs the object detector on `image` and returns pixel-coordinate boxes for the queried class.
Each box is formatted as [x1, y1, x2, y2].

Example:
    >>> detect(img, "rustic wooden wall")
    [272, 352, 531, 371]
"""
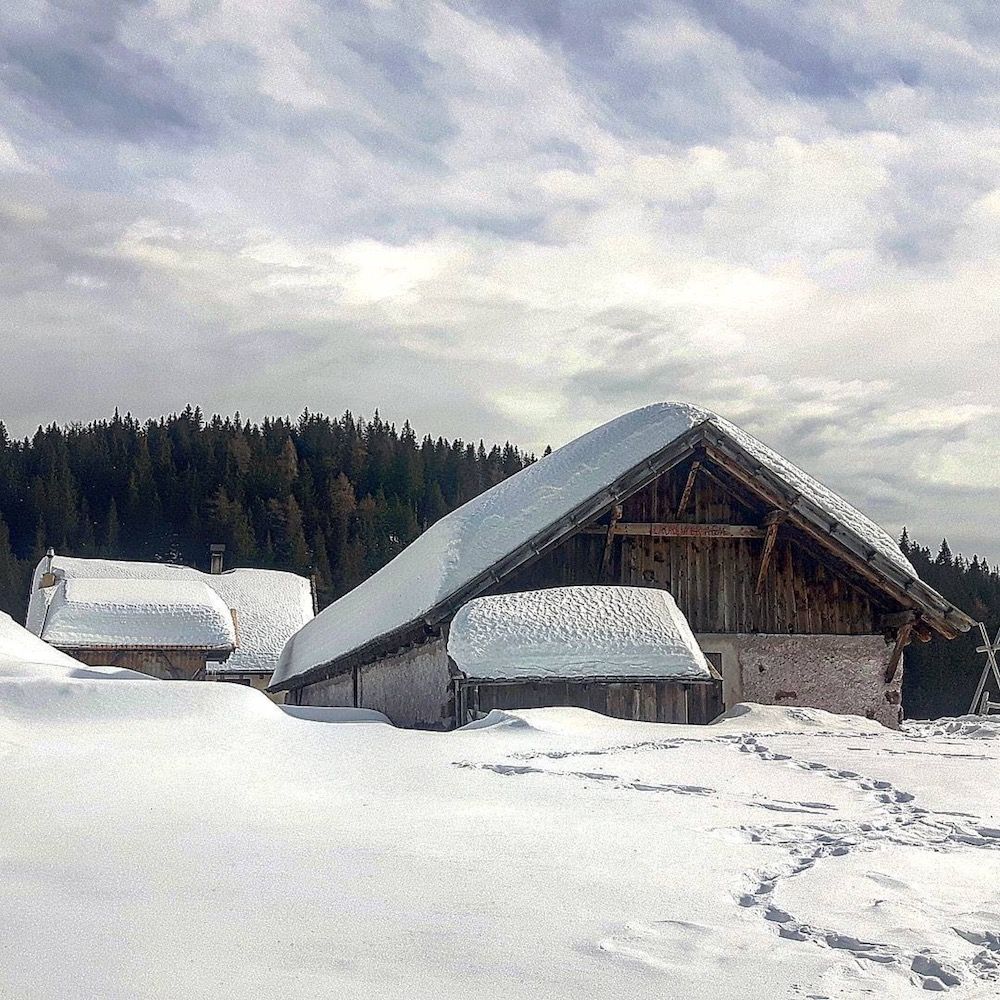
[498, 459, 887, 636]
[68, 647, 208, 679]
[469, 679, 722, 725]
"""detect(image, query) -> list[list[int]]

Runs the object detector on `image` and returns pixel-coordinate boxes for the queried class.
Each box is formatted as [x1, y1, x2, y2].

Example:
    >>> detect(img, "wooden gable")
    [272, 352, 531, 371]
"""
[495, 452, 894, 637]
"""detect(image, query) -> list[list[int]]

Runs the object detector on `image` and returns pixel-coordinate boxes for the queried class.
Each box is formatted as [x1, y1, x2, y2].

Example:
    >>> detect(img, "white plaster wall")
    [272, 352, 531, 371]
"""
[358, 637, 452, 729]
[696, 633, 902, 729]
[298, 670, 354, 708]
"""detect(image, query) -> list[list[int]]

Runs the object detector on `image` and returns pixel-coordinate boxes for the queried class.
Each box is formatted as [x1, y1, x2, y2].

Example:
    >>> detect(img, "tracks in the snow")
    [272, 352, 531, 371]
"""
[726, 732, 1000, 992]
[455, 729, 999, 992]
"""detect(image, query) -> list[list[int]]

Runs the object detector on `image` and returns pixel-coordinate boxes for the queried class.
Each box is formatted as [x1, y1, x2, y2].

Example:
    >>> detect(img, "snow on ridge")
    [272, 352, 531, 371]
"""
[448, 586, 713, 682]
[26, 555, 314, 674]
[42, 577, 237, 650]
[711, 413, 914, 577]
[275, 401, 916, 688]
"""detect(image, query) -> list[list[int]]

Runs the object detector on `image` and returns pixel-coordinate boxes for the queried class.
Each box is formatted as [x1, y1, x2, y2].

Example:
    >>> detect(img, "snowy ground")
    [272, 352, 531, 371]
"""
[1, 648, 998, 998]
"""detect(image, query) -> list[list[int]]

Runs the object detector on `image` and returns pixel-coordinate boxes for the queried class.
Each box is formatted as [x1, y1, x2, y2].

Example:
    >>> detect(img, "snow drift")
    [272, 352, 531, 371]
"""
[0, 629, 996, 999]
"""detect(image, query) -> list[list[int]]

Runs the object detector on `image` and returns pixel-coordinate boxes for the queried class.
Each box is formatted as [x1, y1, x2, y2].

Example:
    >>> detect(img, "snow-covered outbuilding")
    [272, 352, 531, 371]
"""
[270, 402, 974, 728]
[447, 586, 722, 726]
[27, 553, 314, 694]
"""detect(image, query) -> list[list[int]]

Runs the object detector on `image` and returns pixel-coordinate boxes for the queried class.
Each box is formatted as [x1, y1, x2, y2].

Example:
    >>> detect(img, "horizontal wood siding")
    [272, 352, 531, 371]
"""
[67, 647, 208, 679]
[498, 458, 885, 636]
[473, 680, 721, 724]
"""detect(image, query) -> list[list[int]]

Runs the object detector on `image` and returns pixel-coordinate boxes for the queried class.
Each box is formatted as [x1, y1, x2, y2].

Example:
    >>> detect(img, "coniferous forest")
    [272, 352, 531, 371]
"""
[0, 407, 535, 621]
[0, 406, 995, 719]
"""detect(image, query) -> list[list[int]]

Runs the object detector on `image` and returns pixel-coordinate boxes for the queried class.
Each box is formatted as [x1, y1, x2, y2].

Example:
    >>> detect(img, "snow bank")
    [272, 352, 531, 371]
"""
[904, 716, 1000, 741]
[0, 612, 151, 681]
[448, 585, 713, 681]
[26, 555, 313, 673]
[0, 638, 997, 999]
[42, 577, 236, 650]
[1, 611, 82, 668]
[280, 705, 392, 725]
[274, 401, 919, 688]
[711, 702, 889, 734]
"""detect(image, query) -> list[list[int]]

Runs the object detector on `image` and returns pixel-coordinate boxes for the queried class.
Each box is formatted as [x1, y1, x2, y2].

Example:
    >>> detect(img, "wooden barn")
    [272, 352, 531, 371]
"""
[27, 551, 315, 695]
[270, 402, 974, 728]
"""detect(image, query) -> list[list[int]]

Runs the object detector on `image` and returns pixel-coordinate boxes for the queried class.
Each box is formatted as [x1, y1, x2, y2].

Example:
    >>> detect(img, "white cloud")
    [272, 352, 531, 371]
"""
[0, 0, 998, 557]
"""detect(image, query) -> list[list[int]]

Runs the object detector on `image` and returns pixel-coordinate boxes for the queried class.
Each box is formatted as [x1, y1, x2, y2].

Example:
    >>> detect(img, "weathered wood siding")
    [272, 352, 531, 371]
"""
[499, 461, 886, 636]
[68, 647, 208, 679]
[469, 679, 722, 725]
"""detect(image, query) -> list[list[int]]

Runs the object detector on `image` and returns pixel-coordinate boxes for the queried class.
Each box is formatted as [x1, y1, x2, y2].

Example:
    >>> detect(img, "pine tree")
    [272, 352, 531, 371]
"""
[103, 498, 121, 555]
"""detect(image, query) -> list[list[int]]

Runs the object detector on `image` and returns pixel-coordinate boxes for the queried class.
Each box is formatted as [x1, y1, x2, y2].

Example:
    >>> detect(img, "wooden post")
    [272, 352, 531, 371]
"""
[969, 622, 1000, 714]
[676, 460, 701, 518]
[755, 510, 787, 595]
[600, 504, 623, 581]
[884, 622, 913, 682]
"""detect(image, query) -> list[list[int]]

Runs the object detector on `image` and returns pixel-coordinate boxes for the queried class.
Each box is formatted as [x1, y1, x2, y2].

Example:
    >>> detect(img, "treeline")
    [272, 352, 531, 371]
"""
[0, 406, 536, 619]
[0, 407, 996, 719]
[899, 531, 1000, 718]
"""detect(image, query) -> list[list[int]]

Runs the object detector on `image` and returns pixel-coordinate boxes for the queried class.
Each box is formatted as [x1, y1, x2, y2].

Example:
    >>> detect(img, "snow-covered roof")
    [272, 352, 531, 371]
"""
[272, 401, 969, 690]
[41, 578, 237, 651]
[27, 556, 314, 674]
[447, 586, 714, 682]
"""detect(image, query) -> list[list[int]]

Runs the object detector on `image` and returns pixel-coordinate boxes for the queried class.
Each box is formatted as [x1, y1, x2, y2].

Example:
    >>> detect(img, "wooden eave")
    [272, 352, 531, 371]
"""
[269, 419, 973, 692]
[57, 642, 236, 660]
[454, 673, 719, 687]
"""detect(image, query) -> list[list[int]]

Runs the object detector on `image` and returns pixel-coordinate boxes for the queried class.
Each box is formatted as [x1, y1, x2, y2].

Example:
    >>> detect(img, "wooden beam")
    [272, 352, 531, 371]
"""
[705, 436, 976, 637]
[884, 622, 913, 683]
[878, 610, 918, 630]
[755, 515, 785, 595]
[702, 442, 950, 632]
[600, 504, 623, 581]
[676, 460, 701, 518]
[581, 522, 767, 539]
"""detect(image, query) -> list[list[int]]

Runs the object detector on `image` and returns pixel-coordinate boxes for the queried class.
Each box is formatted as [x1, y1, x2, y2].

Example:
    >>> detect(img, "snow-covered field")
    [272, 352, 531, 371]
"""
[1, 627, 998, 998]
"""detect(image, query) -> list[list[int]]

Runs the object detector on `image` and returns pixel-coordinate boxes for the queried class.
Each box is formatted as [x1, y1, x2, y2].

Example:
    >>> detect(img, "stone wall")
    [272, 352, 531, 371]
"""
[295, 637, 453, 729]
[696, 633, 902, 728]
[357, 637, 452, 729]
[297, 670, 355, 708]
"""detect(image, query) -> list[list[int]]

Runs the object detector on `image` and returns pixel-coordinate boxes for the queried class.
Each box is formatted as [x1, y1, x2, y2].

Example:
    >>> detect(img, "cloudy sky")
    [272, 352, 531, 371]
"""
[1, 1, 998, 559]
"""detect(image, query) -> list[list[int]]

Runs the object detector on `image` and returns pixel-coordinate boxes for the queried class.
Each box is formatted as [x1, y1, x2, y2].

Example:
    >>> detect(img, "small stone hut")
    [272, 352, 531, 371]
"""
[269, 402, 974, 728]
